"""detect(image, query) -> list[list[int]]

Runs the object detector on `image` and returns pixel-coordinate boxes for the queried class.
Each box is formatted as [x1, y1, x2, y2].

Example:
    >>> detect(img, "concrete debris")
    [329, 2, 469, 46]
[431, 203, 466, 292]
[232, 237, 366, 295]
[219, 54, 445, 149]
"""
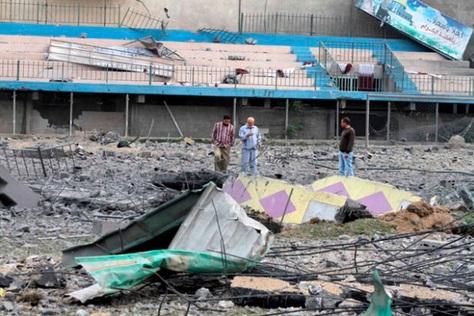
[335, 199, 373, 224]
[0, 136, 473, 315]
[447, 135, 466, 149]
[195, 287, 212, 300]
[459, 186, 474, 209]
[381, 201, 456, 233]
[31, 265, 66, 289]
[0, 274, 13, 288]
[88, 130, 121, 145]
[152, 170, 228, 190]
[117, 136, 140, 148]
[0, 166, 40, 208]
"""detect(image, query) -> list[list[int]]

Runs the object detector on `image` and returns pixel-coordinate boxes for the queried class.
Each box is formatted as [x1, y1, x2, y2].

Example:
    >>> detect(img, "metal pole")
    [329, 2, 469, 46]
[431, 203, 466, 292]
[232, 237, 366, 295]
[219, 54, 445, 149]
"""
[233, 98, 237, 129]
[386, 101, 391, 142]
[336, 100, 340, 139]
[237, 0, 242, 33]
[435, 102, 439, 144]
[125, 94, 129, 137]
[285, 99, 289, 140]
[365, 95, 370, 148]
[69, 92, 73, 137]
[12, 90, 16, 134]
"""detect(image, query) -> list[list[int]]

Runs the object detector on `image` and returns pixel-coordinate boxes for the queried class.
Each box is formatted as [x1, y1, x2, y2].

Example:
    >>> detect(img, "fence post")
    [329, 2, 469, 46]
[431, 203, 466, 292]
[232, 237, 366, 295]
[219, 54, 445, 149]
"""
[117, 5, 121, 27]
[239, 12, 244, 33]
[274, 13, 279, 33]
[435, 103, 439, 143]
[45, 0, 48, 24]
[431, 75, 435, 95]
[69, 92, 74, 137]
[36, 2, 40, 23]
[61, 62, 64, 81]
[12, 90, 16, 134]
[386, 101, 391, 141]
[77, 5, 80, 26]
[103, 2, 107, 26]
[365, 95, 370, 148]
[148, 64, 153, 85]
[37, 147, 47, 177]
[105, 64, 109, 83]
[310, 14, 314, 36]
[351, 42, 355, 63]
[16, 60, 20, 81]
[191, 67, 195, 85]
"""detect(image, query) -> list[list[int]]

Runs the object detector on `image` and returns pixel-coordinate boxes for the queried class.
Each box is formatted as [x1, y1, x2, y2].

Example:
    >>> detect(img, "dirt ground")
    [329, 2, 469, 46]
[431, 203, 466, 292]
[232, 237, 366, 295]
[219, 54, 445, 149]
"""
[0, 134, 473, 315]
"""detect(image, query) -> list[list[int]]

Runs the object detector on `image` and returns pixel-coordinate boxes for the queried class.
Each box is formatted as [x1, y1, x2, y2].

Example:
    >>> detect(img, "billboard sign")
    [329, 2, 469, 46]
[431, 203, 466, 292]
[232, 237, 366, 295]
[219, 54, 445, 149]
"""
[356, 0, 473, 60]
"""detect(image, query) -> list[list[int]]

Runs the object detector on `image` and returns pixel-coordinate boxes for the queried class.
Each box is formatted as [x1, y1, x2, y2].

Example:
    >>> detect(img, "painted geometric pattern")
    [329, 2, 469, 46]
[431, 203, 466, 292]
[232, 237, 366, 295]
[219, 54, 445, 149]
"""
[316, 181, 351, 198]
[357, 191, 392, 216]
[223, 179, 251, 204]
[259, 190, 296, 218]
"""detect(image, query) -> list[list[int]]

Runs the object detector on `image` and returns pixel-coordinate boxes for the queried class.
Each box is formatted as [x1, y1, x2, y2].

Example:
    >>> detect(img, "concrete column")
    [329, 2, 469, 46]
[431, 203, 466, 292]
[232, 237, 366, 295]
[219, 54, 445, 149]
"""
[233, 98, 237, 128]
[366, 96, 370, 148]
[336, 100, 340, 139]
[466, 104, 470, 114]
[12, 90, 16, 134]
[69, 92, 74, 137]
[435, 103, 439, 144]
[285, 99, 289, 140]
[386, 101, 391, 141]
[125, 94, 129, 137]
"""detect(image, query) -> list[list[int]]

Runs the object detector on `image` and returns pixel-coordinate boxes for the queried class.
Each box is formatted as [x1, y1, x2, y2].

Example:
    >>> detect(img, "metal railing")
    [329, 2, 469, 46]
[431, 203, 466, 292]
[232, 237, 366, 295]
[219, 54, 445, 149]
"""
[239, 12, 403, 38]
[120, 8, 166, 30]
[410, 74, 474, 96]
[0, 59, 318, 89]
[0, 144, 76, 179]
[383, 44, 418, 93]
[333, 75, 384, 92]
[0, 0, 121, 26]
[321, 41, 386, 64]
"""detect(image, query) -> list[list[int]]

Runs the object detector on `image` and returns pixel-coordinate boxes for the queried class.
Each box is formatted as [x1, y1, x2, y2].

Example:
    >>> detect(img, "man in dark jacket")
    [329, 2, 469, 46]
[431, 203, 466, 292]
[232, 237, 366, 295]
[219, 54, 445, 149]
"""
[339, 117, 355, 176]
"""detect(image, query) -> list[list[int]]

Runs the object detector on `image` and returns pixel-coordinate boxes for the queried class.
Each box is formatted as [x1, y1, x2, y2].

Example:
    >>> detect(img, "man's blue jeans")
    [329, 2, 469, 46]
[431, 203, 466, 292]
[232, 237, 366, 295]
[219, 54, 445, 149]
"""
[339, 151, 354, 177]
[241, 148, 258, 175]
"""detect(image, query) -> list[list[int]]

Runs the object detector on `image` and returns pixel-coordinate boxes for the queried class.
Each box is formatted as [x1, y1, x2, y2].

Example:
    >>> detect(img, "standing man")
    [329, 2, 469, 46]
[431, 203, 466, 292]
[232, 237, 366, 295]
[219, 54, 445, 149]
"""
[239, 117, 262, 176]
[339, 117, 355, 177]
[212, 115, 235, 173]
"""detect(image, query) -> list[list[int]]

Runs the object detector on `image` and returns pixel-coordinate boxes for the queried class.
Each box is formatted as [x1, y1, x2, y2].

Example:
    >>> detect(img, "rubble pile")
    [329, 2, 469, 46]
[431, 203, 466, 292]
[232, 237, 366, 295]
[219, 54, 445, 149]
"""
[381, 201, 456, 233]
[0, 135, 472, 315]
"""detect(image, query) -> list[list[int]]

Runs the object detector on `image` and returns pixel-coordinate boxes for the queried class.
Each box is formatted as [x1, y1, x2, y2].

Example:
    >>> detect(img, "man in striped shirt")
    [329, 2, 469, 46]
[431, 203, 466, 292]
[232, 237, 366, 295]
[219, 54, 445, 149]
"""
[212, 115, 235, 173]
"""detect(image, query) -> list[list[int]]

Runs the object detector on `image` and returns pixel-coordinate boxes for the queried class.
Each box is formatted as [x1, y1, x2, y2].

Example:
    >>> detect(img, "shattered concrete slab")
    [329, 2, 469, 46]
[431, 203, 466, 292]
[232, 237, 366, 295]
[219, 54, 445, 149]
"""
[224, 175, 346, 224]
[313, 176, 421, 216]
[0, 166, 40, 208]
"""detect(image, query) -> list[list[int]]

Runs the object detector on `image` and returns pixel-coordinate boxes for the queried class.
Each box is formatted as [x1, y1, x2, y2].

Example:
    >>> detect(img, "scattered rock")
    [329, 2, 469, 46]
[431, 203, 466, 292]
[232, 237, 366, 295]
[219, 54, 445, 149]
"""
[458, 187, 474, 210]
[31, 265, 66, 289]
[75, 309, 89, 316]
[217, 300, 235, 308]
[0, 274, 13, 288]
[381, 201, 455, 233]
[335, 199, 373, 224]
[195, 287, 212, 300]
[1, 301, 14, 311]
[447, 135, 466, 149]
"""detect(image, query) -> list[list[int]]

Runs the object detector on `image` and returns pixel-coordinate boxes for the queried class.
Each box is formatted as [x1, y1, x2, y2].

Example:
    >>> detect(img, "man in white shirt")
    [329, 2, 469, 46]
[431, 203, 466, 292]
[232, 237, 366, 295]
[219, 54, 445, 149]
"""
[239, 117, 262, 176]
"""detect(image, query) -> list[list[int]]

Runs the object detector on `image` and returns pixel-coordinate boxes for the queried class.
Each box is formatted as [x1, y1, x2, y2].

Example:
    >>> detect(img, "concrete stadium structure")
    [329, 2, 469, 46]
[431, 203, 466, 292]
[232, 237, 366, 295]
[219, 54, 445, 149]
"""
[0, 0, 473, 143]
